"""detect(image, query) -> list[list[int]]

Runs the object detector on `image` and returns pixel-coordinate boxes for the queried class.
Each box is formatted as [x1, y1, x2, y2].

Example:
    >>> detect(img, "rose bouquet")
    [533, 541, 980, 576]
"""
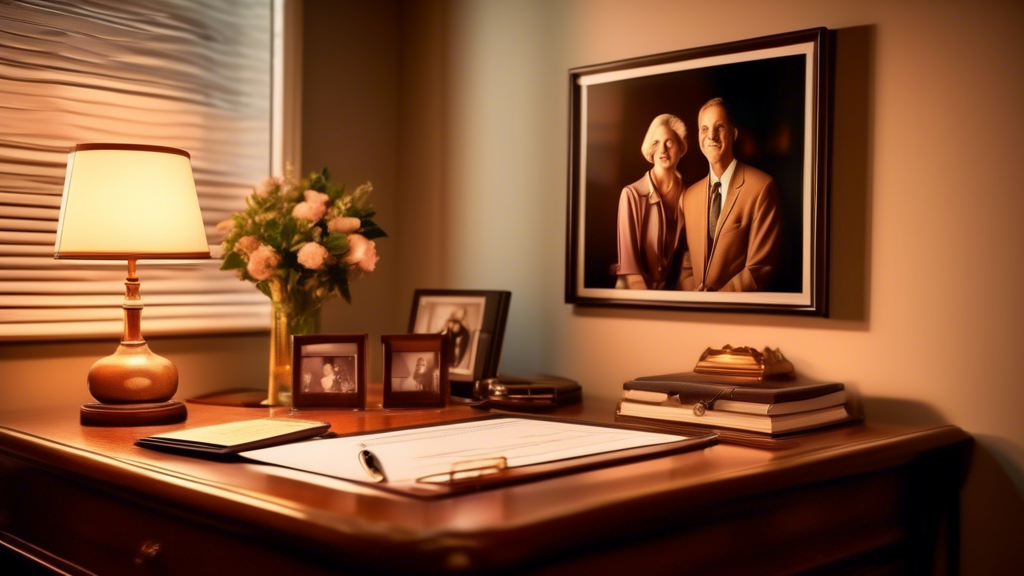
[218, 169, 386, 334]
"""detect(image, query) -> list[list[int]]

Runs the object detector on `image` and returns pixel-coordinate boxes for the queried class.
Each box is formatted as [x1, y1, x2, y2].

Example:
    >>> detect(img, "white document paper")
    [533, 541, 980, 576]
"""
[241, 417, 689, 484]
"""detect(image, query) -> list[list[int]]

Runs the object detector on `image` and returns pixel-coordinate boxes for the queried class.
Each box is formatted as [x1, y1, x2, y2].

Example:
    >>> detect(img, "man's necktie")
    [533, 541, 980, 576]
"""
[708, 181, 722, 247]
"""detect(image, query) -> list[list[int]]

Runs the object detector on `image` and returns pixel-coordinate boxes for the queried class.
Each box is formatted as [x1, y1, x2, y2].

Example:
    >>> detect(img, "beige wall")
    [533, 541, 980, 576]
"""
[302, 0, 405, 381]
[395, 0, 1024, 571]
[1, 0, 1021, 571]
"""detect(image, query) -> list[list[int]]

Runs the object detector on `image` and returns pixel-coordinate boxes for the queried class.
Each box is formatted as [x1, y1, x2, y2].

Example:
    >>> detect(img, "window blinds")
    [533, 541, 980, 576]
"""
[0, 0, 273, 341]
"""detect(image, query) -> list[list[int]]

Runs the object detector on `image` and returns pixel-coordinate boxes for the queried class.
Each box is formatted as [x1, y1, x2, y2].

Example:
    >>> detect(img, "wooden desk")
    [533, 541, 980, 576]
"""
[0, 396, 971, 575]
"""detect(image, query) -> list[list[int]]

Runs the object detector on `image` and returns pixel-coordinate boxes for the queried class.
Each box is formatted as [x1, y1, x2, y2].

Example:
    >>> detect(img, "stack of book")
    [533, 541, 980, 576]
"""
[616, 372, 851, 435]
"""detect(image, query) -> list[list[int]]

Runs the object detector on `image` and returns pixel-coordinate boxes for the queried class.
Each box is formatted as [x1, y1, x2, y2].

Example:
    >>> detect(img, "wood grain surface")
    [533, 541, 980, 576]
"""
[0, 388, 972, 574]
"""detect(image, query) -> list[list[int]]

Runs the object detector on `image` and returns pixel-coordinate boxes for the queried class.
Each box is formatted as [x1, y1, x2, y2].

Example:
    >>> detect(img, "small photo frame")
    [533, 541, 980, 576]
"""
[408, 290, 511, 383]
[382, 334, 449, 409]
[292, 334, 368, 409]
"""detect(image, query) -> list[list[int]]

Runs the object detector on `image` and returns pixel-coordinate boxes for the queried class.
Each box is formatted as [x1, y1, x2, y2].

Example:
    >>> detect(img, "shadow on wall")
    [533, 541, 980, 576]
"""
[829, 25, 875, 323]
[857, 396, 948, 426]
[961, 437, 1024, 574]
[858, 395, 1024, 573]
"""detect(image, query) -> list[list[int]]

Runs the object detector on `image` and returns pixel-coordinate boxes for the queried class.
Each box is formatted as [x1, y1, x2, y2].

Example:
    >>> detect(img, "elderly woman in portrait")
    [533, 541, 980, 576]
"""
[613, 113, 688, 290]
[320, 362, 338, 393]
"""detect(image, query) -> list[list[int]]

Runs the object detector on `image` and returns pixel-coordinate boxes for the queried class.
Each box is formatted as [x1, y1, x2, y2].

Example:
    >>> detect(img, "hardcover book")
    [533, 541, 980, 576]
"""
[618, 372, 851, 435]
[624, 372, 844, 405]
[617, 400, 850, 435]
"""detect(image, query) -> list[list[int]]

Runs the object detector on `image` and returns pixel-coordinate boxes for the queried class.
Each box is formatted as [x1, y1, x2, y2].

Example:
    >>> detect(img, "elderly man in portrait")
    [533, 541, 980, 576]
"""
[679, 98, 781, 292]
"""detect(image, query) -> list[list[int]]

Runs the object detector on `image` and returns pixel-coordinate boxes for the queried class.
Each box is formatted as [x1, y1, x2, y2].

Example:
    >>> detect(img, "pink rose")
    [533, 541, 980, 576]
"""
[291, 201, 326, 221]
[303, 189, 330, 205]
[254, 176, 280, 197]
[327, 216, 361, 234]
[246, 244, 280, 280]
[296, 242, 329, 270]
[344, 234, 379, 272]
[291, 190, 330, 221]
[234, 236, 261, 256]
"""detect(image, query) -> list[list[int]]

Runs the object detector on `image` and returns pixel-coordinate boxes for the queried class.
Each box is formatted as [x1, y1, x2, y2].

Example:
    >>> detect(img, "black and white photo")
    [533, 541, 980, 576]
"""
[409, 290, 511, 383]
[382, 334, 449, 408]
[390, 352, 439, 393]
[292, 335, 368, 408]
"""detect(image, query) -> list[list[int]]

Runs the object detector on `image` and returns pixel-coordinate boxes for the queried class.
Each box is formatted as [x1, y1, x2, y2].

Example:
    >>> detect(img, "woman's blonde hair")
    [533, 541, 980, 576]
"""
[641, 114, 687, 164]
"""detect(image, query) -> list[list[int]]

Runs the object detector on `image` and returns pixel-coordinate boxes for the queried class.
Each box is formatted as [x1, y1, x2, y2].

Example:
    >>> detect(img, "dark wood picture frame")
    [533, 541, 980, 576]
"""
[408, 289, 511, 384]
[566, 28, 832, 316]
[382, 334, 449, 409]
[292, 334, 367, 409]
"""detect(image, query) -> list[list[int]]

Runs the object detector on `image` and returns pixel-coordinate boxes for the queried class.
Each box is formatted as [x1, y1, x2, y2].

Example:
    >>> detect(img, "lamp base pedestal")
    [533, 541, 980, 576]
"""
[80, 401, 187, 427]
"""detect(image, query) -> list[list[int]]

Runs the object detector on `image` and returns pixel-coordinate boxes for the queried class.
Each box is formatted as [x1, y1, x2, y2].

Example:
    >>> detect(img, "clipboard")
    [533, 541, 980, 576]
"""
[242, 414, 718, 498]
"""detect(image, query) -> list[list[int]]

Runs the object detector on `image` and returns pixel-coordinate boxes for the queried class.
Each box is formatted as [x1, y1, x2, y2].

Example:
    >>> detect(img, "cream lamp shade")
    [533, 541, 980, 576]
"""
[55, 144, 211, 259]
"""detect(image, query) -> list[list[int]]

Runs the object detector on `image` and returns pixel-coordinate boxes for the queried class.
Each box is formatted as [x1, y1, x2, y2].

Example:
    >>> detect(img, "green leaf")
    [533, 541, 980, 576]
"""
[286, 269, 300, 294]
[339, 278, 352, 304]
[220, 251, 246, 271]
[322, 233, 350, 255]
[325, 265, 351, 303]
[280, 219, 297, 246]
[256, 280, 272, 298]
[360, 226, 388, 240]
[326, 182, 345, 203]
[346, 206, 374, 219]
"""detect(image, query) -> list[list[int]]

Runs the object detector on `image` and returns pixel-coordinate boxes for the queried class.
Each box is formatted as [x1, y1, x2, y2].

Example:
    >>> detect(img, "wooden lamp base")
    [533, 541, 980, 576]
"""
[80, 401, 187, 427]
[78, 261, 188, 428]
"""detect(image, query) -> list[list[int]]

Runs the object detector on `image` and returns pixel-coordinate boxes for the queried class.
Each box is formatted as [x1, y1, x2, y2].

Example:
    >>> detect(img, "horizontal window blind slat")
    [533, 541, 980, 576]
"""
[0, 205, 60, 221]
[0, 265, 240, 280]
[0, 316, 270, 341]
[0, 256, 221, 269]
[0, 218, 56, 232]
[0, 278, 255, 294]
[0, 192, 61, 207]
[0, 244, 52, 256]
[1, 304, 269, 323]
[0, 230, 54, 244]
[1, 293, 270, 308]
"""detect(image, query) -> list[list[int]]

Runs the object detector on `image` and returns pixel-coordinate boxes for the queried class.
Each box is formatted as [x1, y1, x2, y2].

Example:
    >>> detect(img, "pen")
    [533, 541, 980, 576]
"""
[359, 449, 386, 482]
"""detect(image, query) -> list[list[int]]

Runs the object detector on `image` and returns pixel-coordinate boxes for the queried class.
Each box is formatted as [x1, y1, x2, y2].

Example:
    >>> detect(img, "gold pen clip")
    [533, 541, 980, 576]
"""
[417, 457, 507, 484]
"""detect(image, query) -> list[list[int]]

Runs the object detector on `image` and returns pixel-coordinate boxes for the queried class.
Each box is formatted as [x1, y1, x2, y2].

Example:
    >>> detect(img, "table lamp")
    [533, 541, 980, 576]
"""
[55, 144, 211, 426]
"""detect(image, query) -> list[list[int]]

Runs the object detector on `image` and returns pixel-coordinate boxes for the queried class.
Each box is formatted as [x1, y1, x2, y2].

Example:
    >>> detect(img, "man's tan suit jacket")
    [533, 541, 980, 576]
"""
[679, 161, 781, 292]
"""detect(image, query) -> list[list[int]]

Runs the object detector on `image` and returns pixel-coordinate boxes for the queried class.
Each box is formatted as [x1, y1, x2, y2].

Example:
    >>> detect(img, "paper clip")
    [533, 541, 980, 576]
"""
[417, 457, 507, 484]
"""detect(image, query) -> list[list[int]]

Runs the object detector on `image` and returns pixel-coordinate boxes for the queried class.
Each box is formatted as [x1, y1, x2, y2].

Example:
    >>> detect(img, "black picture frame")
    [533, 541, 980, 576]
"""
[408, 289, 511, 386]
[382, 334, 449, 409]
[292, 334, 367, 409]
[566, 28, 832, 316]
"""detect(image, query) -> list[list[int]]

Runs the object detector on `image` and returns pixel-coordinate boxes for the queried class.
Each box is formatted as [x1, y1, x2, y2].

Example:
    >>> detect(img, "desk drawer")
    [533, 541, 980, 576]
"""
[0, 455, 354, 575]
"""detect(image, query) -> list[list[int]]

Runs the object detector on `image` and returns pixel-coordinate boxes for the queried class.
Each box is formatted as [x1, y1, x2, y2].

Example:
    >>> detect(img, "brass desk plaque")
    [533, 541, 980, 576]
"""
[693, 345, 795, 381]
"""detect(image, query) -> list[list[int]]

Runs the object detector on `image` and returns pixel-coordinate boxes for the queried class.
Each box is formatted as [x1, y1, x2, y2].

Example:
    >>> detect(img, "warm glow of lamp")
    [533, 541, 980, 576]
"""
[55, 144, 210, 426]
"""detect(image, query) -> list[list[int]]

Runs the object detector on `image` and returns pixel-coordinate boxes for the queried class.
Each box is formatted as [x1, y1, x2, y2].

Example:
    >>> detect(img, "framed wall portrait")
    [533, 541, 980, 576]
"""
[382, 334, 449, 409]
[292, 334, 367, 409]
[408, 290, 511, 386]
[566, 28, 832, 315]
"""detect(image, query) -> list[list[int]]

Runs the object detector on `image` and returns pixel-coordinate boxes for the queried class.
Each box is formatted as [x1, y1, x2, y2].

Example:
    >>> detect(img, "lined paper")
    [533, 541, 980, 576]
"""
[242, 417, 689, 484]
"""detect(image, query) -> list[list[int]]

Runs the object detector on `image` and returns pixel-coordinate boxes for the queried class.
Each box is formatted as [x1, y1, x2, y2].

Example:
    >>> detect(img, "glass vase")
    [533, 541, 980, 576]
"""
[265, 292, 322, 407]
